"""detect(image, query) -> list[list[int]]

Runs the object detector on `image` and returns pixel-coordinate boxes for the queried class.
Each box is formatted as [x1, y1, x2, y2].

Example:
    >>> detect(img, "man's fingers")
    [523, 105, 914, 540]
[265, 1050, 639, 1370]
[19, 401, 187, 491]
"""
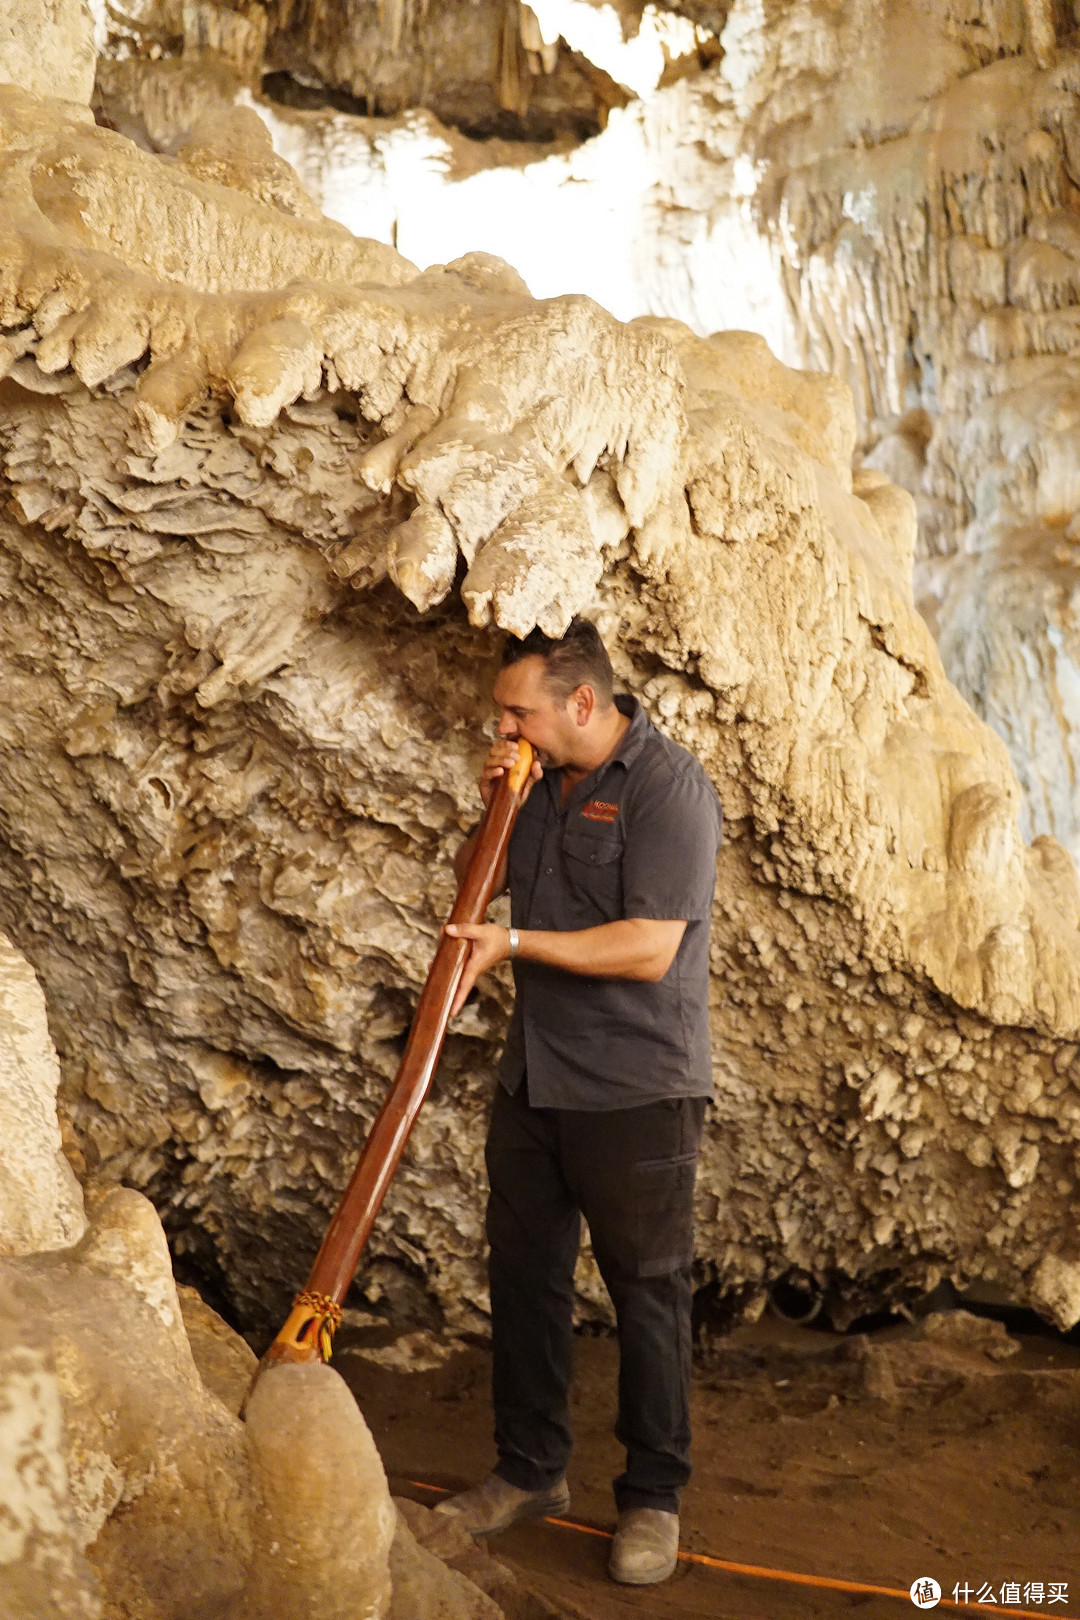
[485, 741, 521, 772]
[447, 928, 481, 1016]
[447, 924, 508, 1016]
[450, 957, 480, 1017]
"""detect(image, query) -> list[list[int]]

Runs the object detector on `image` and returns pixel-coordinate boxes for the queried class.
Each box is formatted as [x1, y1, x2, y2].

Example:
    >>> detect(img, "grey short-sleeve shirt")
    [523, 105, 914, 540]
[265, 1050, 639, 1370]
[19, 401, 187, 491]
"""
[499, 695, 723, 1110]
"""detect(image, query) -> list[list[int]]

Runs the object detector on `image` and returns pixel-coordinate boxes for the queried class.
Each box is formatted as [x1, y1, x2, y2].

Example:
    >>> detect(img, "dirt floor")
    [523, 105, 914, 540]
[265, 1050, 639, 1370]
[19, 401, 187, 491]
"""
[335, 1310, 1080, 1620]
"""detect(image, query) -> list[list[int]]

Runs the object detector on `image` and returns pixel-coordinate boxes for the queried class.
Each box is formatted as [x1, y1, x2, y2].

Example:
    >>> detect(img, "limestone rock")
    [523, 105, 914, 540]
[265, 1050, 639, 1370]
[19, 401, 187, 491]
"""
[717, 2, 1080, 867]
[1027, 1250, 1080, 1331]
[0, 0, 96, 106]
[177, 1283, 257, 1414]
[244, 1363, 395, 1620]
[388, 1511, 505, 1620]
[393, 1497, 569, 1619]
[917, 1309, 1020, 1362]
[0, 931, 86, 1259]
[5, 1202, 256, 1615]
[258, 0, 627, 142]
[0, 1306, 100, 1620]
[77, 0, 1080, 889]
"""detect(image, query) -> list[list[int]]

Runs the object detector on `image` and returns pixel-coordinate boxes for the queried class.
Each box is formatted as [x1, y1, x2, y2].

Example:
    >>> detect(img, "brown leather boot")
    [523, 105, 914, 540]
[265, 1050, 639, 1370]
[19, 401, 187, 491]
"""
[434, 1473, 570, 1536]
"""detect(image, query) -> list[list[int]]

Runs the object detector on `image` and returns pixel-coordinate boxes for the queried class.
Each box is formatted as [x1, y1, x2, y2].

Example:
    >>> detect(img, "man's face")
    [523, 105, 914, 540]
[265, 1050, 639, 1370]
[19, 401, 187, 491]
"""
[493, 656, 579, 767]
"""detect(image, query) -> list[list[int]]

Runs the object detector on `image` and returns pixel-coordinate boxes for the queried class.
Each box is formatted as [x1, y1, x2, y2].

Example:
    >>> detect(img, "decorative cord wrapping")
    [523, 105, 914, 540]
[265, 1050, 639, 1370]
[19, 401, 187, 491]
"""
[293, 1290, 343, 1362]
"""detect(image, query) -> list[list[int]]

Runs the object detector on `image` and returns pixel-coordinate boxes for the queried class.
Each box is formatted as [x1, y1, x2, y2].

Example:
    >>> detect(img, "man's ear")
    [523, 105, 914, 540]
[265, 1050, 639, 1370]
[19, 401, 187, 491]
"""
[572, 684, 595, 727]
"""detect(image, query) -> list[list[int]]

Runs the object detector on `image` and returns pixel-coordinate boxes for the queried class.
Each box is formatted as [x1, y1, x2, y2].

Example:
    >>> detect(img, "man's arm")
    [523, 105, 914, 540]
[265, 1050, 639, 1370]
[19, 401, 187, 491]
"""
[445, 918, 687, 1017]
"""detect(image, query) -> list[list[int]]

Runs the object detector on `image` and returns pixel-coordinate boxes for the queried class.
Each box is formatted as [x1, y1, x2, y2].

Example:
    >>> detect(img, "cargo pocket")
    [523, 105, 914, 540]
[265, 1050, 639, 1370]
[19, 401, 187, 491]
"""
[632, 1150, 698, 1278]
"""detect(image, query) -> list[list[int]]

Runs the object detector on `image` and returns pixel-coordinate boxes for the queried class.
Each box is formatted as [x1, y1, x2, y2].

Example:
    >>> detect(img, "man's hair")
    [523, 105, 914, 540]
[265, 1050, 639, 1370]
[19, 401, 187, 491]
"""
[502, 617, 615, 706]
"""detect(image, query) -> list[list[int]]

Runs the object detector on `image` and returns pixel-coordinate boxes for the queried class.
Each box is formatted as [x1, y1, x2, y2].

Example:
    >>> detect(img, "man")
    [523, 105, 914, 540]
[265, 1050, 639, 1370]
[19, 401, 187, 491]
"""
[436, 617, 722, 1587]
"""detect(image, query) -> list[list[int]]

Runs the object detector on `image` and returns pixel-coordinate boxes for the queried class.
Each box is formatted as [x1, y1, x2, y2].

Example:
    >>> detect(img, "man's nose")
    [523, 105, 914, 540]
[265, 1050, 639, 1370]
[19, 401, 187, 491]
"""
[497, 712, 518, 738]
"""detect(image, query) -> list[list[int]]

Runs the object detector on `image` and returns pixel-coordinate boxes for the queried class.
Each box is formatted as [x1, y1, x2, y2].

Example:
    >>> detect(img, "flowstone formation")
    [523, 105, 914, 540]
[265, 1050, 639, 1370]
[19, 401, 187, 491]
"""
[3, 22, 1080, 1347]
[719, 0, 1080, 868]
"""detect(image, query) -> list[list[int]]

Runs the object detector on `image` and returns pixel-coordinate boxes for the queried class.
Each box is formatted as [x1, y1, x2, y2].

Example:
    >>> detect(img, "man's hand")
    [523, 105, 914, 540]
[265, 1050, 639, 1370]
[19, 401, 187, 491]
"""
[480, 738, 543, 809]
[446, 922, 510, 1016]
[454, 739, 543, 888]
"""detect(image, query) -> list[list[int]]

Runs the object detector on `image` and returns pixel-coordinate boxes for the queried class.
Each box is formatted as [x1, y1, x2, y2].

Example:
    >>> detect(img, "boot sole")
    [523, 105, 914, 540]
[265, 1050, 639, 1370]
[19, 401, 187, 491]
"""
[608, 1553, 679, 1586]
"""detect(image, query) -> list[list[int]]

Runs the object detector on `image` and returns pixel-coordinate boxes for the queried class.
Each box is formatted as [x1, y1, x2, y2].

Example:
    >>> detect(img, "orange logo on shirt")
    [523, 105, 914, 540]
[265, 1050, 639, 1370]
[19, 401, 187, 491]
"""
[582, 799, 619, 824]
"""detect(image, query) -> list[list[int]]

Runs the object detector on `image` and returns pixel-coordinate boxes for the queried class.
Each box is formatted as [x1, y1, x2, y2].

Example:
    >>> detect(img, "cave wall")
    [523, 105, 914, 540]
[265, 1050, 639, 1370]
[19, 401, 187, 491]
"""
[3, 33, 1080, 1341]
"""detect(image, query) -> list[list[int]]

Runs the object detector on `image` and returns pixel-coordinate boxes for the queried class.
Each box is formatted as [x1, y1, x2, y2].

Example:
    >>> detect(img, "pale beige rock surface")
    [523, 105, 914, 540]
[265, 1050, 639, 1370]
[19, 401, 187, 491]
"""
[0, 0, 96, 106]
[391, 1496, 569, 1619]
[244, 1363, 396, 1620]
[0, 1298, 100, 1620]
[716, 0, 1080, 867]
[2, 71, 1080, 1344]
[0, 931, 87, 1259]
[389, 1511, 505, 1620]
[177, 1280, 257, 1412]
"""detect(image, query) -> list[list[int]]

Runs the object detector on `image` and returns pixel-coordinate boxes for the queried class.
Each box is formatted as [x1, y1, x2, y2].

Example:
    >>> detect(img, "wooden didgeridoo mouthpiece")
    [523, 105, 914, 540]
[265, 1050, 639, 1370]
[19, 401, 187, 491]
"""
[243, 740, 535, 1405]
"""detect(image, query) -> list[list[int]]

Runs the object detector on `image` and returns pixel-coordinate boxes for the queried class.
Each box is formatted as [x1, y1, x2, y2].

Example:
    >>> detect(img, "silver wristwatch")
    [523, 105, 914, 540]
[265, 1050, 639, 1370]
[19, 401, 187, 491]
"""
[508, 926, 520, 958]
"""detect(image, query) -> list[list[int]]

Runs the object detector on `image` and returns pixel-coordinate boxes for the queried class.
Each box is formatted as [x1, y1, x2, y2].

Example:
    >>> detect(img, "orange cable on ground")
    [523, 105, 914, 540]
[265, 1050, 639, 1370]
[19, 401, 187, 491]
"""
[404, 1479, 1073, 1620]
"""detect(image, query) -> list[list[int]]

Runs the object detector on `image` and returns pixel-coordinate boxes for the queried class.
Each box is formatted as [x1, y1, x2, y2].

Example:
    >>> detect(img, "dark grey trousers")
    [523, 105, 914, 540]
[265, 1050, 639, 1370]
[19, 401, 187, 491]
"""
[484, 1077, 707, 1514]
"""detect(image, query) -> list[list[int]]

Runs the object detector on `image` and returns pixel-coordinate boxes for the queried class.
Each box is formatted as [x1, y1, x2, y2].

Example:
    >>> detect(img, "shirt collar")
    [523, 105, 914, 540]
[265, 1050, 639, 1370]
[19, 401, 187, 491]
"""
[609, 694, 649, 769]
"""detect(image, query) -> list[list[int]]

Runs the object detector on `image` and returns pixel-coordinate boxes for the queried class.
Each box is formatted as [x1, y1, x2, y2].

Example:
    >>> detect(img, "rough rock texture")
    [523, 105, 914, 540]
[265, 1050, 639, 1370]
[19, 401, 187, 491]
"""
[177, 1279, 258, 1411]
[86, 0, 1080, 875]
[0, 1300, 99, 1620]
[8, 1185, 259, 1619]
[3, 56, 1080, 1348]
[0, 929, 509, 1620]
[89, 1, 763, 340]
[260, 0, 630, 140]
[0, 0, 96, 105]
[389, 1513, 506, 1620]
[718, 0, 1080, 868]
[0, 931, 86, 1258]
[91, 0, 629, 144]
[392, 1496, 570, 1620]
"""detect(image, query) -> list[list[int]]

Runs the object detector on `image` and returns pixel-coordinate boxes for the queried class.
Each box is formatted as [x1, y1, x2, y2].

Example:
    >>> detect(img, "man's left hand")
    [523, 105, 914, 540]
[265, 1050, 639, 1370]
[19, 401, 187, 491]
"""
[446, 922, 510, 1017]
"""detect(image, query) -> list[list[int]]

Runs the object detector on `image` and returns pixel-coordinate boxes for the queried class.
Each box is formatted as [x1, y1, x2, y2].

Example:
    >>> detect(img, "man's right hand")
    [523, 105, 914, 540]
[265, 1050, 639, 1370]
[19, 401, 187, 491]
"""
[479, 738, 543, 808]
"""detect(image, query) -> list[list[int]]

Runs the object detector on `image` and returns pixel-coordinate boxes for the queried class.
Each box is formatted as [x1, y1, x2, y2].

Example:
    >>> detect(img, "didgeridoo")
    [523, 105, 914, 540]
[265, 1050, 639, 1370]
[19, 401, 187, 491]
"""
[244, 740, 535, 1402]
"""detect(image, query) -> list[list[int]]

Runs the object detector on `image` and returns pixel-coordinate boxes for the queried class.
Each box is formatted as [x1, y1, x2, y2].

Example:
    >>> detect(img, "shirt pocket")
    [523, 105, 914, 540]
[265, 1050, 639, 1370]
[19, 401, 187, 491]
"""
[561, 826, 623, 922]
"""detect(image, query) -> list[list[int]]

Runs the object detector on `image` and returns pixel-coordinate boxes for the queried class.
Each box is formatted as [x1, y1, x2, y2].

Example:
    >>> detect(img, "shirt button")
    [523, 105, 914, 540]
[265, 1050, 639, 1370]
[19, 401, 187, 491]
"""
[545, 866, 553, 875]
